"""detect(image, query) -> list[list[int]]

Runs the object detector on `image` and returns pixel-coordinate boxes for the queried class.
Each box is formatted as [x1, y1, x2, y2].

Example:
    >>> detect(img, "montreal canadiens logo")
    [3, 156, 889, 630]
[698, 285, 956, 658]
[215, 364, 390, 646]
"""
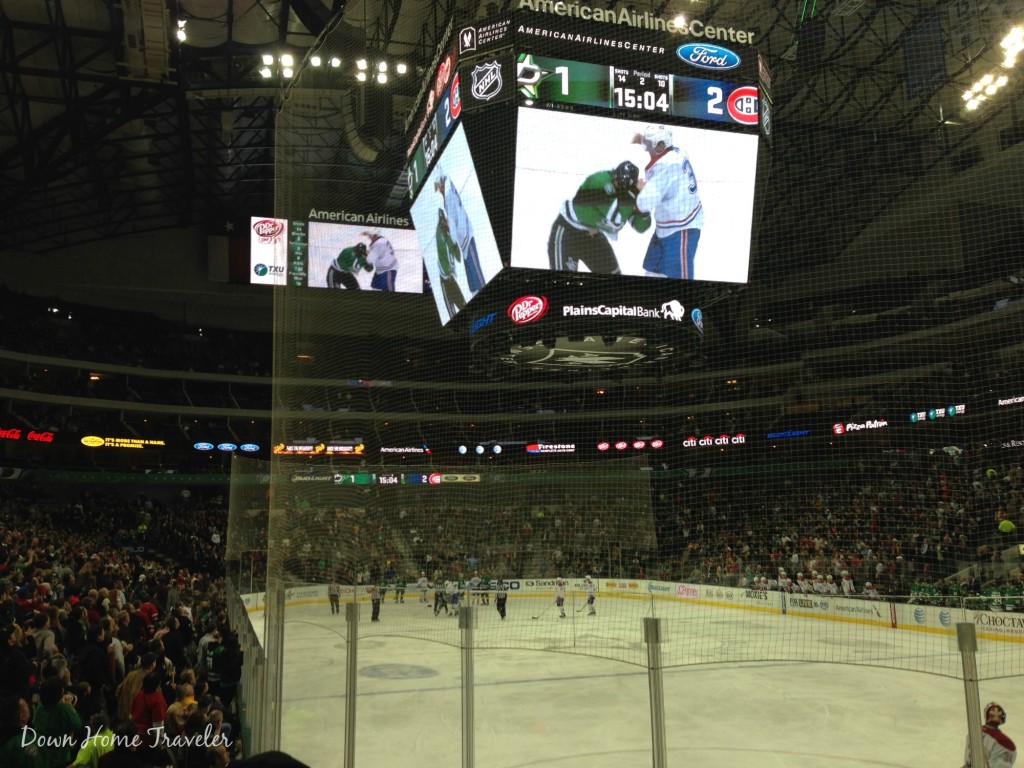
[676, 43, 741, 71]
[727, 86, 758, 125]
[252, 219, 284, 240]
[507, 295, 548, 324]
[449, 73, 462, 120]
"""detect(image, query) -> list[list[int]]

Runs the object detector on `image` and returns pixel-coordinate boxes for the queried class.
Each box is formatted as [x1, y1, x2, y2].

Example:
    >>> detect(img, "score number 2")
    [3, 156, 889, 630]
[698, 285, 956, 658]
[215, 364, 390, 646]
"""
[707, 86, 724, 116]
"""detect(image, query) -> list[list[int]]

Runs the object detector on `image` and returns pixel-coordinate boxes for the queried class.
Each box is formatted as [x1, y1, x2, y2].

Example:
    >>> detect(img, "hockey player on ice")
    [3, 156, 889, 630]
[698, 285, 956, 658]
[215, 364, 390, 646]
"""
[555, 577, 567, 618]
[584, 575, 597, 615]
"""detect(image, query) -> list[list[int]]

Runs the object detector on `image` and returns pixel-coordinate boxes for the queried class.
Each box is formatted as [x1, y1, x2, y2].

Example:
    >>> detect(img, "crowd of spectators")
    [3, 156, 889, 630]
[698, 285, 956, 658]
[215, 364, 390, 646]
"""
[263, 452, 1024, 610]
[0, 483, 244, 768]
[2, 450, 1024, 766]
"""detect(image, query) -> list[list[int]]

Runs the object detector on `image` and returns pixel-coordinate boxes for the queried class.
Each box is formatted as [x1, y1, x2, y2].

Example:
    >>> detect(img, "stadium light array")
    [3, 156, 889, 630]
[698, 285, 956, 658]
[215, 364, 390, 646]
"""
[1002, 26, 1023, 67]
[963, 24, 1023, 111]
[257, 51, 408, 84]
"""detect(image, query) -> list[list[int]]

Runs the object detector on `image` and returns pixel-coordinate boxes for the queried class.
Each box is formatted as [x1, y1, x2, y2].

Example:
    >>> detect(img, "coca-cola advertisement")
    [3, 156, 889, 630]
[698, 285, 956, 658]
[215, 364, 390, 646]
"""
[408, 124, 504, 326]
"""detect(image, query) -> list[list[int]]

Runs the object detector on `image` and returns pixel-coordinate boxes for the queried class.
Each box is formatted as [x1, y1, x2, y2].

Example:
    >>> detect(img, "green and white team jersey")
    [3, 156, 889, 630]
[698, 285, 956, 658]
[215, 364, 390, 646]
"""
[561, 170, 651, 239]
[396, 578, 407, 589]
[1001, 584, 1022, 611]
[481, 575, 492, 590]
[435, 218, 461, 279]
[982, 587, 1000, 610]
[334, 245, 369, 273]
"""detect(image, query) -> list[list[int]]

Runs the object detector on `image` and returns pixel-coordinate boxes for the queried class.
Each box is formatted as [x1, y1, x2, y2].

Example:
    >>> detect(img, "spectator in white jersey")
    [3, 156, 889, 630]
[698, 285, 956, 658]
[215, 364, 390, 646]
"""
[824, 574, 839, 595]
[840, 570, 857, 597]
[633, 124, 704, 280]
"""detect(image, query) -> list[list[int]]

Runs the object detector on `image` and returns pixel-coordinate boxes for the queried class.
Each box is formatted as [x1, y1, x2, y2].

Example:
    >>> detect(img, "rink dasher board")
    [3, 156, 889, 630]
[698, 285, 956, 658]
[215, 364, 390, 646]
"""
[238, 580, 1024, 645]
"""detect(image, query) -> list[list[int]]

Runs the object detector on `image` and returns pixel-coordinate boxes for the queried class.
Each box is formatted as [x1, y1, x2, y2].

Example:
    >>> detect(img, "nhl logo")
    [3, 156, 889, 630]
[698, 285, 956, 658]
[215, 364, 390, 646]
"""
[470, 61, 502, 102]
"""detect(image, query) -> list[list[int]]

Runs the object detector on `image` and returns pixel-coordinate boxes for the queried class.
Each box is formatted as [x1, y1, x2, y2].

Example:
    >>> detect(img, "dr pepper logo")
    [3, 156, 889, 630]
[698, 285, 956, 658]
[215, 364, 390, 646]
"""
[727, 86, 758, 125]
[252, 219, 284, 241]
[508, 295, 548, 324]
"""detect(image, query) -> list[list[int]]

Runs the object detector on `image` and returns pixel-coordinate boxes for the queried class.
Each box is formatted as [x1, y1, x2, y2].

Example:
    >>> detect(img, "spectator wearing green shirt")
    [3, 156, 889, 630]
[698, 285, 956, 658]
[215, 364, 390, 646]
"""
[71, 714, 115, 768]
[32, 676, 82, 768]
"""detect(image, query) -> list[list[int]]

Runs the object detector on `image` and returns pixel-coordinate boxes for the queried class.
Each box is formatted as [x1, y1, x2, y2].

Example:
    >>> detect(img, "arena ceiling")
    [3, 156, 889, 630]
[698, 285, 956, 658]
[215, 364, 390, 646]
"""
[0, 0, 1020, 281]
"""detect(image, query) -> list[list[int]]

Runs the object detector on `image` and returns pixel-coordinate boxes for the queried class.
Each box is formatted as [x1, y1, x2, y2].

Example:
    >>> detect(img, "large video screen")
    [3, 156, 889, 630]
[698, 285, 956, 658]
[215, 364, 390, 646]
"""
[409, 124, 504, 325]
[511, 108, 758, 283]
[307, 223, 424, 293]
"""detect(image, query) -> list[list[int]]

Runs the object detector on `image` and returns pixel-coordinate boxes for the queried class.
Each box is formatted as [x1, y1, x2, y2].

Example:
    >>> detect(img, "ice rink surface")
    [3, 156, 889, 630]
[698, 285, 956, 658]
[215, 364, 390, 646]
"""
[259, 594, 1020, 768]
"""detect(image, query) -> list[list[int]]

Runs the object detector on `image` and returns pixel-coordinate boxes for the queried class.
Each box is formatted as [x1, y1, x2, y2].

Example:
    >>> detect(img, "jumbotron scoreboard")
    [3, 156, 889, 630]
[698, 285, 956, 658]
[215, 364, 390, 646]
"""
[405, 6, 766, 339]
[515, 53, 758, 127]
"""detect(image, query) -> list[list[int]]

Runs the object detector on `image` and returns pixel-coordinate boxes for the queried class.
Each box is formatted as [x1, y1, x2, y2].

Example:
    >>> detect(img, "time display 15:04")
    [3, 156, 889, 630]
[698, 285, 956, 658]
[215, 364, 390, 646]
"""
[612, 67, 670, 113]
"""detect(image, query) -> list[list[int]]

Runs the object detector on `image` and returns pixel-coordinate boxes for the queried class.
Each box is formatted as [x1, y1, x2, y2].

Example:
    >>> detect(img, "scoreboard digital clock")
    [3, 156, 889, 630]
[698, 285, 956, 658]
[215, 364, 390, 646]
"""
[516, 54, 758, 128]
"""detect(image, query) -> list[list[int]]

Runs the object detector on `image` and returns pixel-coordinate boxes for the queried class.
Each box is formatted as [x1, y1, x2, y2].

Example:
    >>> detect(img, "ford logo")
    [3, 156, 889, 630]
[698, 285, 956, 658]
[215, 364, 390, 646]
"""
[676, 43, 741, 71]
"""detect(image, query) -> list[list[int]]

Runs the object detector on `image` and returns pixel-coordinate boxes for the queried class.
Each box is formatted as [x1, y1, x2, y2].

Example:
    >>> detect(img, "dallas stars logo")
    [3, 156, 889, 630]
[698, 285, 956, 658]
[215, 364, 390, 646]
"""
[516, 53, 553, 99]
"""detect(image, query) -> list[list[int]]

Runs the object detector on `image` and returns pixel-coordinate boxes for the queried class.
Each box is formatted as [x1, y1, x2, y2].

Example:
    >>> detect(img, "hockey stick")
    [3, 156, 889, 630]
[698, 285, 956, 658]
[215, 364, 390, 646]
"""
[532, 603, 554, 620]
[576, 603, 588, 612]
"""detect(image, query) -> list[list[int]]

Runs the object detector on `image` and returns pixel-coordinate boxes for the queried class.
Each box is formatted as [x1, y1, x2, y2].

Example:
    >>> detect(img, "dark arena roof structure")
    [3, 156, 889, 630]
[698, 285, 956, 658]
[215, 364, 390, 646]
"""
[1, 0, 1024, 471]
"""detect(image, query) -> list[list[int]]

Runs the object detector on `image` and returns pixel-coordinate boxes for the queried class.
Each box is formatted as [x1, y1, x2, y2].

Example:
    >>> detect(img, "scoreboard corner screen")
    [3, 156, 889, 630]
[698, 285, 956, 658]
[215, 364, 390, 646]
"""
[407, 6, 765, 324]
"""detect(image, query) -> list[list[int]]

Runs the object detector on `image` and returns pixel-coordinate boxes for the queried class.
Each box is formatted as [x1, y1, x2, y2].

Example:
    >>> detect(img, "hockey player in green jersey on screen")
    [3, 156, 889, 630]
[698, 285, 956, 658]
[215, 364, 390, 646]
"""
[548, 160, 651, 274]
